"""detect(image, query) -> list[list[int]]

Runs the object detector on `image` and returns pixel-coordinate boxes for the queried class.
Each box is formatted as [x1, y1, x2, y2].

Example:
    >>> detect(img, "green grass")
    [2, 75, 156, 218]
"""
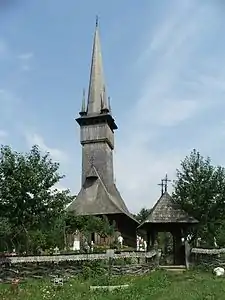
[1, 270, 225, 300]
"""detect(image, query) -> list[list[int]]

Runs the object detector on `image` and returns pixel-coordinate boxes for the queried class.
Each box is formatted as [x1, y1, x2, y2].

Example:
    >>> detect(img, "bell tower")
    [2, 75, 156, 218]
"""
[67, 18, 139, 247]
[76, 17, 117, 189]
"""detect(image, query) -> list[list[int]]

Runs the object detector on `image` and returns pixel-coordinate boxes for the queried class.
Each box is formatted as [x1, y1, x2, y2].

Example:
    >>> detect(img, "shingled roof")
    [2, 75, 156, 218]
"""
[138, 192, 198, 228]
[67, 165, 138, 223]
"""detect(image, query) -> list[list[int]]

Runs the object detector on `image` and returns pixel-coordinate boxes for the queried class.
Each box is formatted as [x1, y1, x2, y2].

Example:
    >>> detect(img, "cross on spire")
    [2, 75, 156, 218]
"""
[158, 179, 165, 196]
[95, 15, 99, 27]
[162, 174, 171, 192]
[85, 15, 110, 115]
[158, 174, 172, 196]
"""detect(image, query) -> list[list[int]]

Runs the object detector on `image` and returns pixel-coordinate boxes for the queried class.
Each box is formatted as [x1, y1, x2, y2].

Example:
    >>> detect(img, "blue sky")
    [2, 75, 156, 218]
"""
[1, 0, 225, 212]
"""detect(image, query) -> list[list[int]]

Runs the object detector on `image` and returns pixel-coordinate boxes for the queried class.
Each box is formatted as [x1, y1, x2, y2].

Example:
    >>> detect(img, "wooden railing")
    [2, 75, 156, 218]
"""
[7, 250, 157, 264]
[191, 248, 225, 255]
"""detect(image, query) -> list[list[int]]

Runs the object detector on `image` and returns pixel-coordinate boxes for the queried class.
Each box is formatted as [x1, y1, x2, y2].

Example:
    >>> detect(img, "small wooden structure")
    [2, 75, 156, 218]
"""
[138, 190, 198, 266]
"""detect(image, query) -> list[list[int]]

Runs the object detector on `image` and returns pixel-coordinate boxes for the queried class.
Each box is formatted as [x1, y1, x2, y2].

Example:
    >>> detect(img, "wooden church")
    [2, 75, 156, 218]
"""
[67, 19, 139, 247]
[66, 18, 198, 259]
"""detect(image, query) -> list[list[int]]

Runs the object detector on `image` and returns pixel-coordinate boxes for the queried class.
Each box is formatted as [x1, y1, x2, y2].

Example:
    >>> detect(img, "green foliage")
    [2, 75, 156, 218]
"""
[135, 208, 152, 223]
[80, 261, 106, 280]
[0, 144, 74, 252]
[0, 144, 117, 254]
[0, 217, 12, 250]
[1, 271, 225, 300]
[28, 230, 47, 254]
[214, 220, 225, 247]
[173, 149, 225, 246]
[66, 214, 116, 239]
[0, 217, 12, 237]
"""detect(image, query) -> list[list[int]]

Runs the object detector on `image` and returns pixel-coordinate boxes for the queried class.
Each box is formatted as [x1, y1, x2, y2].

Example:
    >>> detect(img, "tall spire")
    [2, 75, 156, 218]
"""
[86, 17, 109, 115]
[79, 88, 86, 116]
[101, 85, 109, 113]
[108, 96, 112, 114]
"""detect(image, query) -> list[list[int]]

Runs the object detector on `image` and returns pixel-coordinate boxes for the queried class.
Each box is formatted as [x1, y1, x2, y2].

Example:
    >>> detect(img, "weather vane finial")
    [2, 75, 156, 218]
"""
[158, 179, 165, 196]
[95, 15, 99, 27]
[163, 174, 171, 192]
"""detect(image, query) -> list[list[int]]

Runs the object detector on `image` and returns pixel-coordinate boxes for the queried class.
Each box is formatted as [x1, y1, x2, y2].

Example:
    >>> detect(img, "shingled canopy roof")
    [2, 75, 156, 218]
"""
[138, 192, 198, 228]
[67, 165, 138, 223]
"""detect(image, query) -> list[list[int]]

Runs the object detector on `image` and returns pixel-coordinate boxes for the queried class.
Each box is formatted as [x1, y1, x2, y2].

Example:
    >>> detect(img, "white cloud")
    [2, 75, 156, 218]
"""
[115, 0, 225, 213]
[49, 183, 68, 195]
[137, 0, 197, 66]
[0, 89, 21, 119]
[25, 133, 68, 163]
[0, 130, 8, 138]
[0, 129, 8, 144]
[0, 89, 20, 103]
[18, 52, 34, 71]
[136, 96, 198, 128]
[18, 52, 34, 60]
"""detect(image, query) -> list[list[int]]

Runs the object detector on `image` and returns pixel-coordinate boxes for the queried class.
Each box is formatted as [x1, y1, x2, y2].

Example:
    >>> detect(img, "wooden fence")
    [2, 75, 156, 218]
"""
[191, 247, 225, 269]
[0, 251, 157, 283]
[5, 250, 157, 264]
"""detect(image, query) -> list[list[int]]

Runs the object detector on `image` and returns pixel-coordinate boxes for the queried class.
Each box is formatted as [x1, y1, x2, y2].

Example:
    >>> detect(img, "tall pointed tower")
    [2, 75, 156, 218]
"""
[67, 19, 138, 245]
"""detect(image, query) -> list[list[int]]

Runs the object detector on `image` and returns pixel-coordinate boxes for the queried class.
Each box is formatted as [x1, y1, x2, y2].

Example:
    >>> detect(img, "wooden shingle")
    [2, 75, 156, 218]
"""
[139, 192, 198, 226]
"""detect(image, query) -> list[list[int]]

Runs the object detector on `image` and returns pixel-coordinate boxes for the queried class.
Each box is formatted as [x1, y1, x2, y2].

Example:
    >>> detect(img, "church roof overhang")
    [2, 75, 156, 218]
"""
[67, 165, 139, 225]
[76, 113, 118, 130]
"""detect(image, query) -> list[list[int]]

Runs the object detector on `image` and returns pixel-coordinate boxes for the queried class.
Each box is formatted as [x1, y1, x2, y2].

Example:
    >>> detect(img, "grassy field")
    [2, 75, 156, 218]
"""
[0, 270, 225, 300]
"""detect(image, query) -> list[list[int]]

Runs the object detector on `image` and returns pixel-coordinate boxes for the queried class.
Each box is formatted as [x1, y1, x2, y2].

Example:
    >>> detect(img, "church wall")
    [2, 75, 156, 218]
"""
[107, 214, 137, 248]
[92, 233, 115, 246]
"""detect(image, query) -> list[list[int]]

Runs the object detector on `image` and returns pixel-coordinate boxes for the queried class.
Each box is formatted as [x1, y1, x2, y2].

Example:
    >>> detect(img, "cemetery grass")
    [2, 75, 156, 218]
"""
[1, 270, 225, 300]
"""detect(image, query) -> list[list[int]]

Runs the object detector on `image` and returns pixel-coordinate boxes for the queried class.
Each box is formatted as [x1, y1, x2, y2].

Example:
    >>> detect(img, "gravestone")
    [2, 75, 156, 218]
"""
[54, 277, 63, 286]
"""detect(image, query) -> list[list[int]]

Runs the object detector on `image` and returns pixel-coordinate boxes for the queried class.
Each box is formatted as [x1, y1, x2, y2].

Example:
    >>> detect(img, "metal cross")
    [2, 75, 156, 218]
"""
[163, 174, 171, 192]
[158, 179, 165, 196]
[96, 15, 99, 27]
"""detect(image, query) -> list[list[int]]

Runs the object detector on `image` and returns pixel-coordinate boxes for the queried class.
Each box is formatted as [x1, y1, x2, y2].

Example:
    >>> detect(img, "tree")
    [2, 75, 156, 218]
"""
[136, 208, 152, 223]
[66, 214, 116, 240]
[173, 149, 225, 246]
[0, 217, 12, 251]
[0, 145, 75, 252]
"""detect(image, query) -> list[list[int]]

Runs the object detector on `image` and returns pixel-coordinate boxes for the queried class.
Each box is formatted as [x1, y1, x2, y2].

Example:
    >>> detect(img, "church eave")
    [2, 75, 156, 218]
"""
[76, 113, 118, 130]
[67, 203, 139, 224]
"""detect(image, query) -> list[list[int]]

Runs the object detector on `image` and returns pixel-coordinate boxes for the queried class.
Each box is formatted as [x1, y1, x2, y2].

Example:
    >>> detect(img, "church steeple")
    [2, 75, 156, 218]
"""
[68, 17, 139, 245]
[86, 16, 109, 115]
[76, 18, 117, 130]
[75, 16, 119, 186]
